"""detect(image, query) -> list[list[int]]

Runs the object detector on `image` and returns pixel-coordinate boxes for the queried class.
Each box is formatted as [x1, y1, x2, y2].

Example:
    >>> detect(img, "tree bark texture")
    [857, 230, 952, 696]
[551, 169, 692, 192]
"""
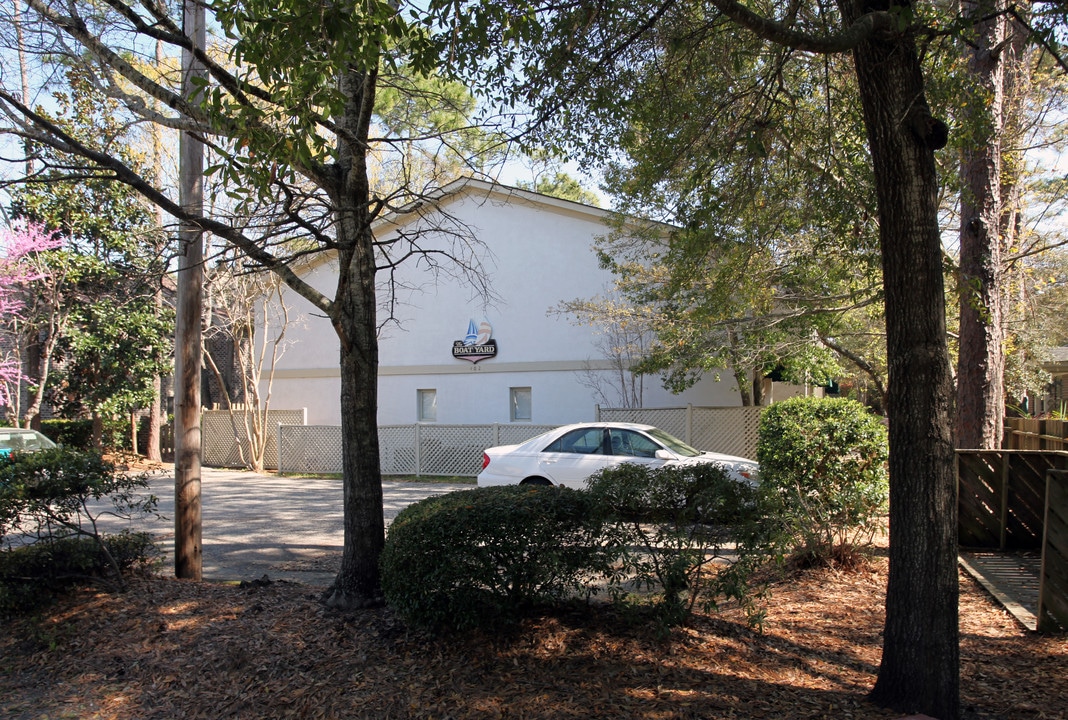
[23, 324, 58, 430]
[839, 1, 960, 718]
[322, 66, 386, 610]
[174, 0, 205, 581]
[956, 0, 1007, 450]
[146, 374, 163, 462]
[996, 7, 1032, 413]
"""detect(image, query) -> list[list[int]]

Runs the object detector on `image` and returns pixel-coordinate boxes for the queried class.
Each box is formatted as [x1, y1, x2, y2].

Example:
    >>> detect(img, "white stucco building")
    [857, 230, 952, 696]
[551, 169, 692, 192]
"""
[263, 178, 744, 426]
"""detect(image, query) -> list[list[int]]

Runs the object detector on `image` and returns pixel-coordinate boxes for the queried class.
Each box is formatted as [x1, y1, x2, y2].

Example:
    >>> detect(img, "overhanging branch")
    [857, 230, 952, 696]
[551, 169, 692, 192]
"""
[706, 0, 899, 54]
[0, 90, 335, 319]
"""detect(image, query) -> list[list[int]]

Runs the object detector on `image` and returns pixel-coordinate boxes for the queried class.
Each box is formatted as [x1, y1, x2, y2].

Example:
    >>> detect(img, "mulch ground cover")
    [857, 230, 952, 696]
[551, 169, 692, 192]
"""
[1, 555, 1065, 720]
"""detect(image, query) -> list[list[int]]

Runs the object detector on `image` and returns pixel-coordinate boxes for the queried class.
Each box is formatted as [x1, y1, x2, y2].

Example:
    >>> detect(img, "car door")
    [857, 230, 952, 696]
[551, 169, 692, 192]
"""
[605, 428, 667, 470]
[536, 427, 614, 488]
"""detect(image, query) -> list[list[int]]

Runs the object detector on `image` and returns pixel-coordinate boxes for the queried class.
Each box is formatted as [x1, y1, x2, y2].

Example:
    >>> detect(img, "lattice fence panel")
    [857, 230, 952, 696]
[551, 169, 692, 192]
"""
[276, 424, 563, 477]
[379, 425, 418, 475]
[278, 425, 343, 474]
[498, 425, 557, 446]
[202, 408, 306, 470]
[692, 407, 763, 459]
[599, 407, 687, 439]
[598, 406, 762, 458]
[418, 424, 495, 476]
[201, 412, 245, 468]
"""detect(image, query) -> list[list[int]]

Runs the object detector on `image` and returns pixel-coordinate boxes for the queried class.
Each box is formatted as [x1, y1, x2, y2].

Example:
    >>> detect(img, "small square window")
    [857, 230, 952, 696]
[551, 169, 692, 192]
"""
[510, 387, 532, 422]
[417, 389, 437, 422]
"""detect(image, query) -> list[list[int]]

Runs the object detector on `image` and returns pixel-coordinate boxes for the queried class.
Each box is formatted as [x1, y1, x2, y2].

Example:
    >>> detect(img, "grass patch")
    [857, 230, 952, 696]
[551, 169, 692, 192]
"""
[385, 475, 475, 484]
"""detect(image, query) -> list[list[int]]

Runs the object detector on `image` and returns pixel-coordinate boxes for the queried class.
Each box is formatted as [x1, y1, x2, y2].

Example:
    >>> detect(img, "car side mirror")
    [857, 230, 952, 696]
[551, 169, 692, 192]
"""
[655, 449, 674, 461]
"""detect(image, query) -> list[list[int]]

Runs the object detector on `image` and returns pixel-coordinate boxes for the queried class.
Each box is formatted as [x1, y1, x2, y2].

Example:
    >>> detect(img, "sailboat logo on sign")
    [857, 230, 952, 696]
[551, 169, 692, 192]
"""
[452, 319, 497, 363]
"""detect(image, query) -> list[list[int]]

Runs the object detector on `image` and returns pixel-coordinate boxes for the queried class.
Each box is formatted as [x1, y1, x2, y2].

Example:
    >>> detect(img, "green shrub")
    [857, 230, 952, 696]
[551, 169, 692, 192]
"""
[757, 396, 889, 564]
[0, 448, 159, 598]
[380, 485, 606, 631]
[39, 419, 94, 450]
[0, 530, 159, 615]
[586, 462, 766, 627]
[38, 417, 143, 453]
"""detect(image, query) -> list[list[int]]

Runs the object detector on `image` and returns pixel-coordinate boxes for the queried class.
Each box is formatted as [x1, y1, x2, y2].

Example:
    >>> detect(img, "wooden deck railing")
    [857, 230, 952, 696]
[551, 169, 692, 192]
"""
[957, 450, 1068, 632]
[1005, 418, 1068, 451]
[1041, 470, 1068, 633]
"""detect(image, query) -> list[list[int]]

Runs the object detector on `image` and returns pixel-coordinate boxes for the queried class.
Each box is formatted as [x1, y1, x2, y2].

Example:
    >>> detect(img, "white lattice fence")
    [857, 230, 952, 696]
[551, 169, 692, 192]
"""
[598, 407, 688, 442]
[277, 423, 558, 476]
[379, 425, 417, 475]
[278, 425, 343, 474]
[691, 406, 762, 458]
[202, 408, 307, 469]
[418, 424, 494, 476]
[497, 424, 556, 446]
[598, 405, 763, 459]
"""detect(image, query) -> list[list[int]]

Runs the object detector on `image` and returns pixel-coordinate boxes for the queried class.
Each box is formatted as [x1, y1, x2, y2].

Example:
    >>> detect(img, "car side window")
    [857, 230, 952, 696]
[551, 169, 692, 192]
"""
[545, 428, 605, 455]
[608, 429, 659, 458]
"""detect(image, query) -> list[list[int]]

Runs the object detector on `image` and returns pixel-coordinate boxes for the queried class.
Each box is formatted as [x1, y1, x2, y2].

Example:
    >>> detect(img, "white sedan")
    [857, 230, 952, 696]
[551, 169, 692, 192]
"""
[477, 422, 758, 489]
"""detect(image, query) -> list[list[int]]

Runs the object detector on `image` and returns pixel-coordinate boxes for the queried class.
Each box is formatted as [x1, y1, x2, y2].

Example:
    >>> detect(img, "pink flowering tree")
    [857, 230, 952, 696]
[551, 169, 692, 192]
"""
[0, 221, 63, 418]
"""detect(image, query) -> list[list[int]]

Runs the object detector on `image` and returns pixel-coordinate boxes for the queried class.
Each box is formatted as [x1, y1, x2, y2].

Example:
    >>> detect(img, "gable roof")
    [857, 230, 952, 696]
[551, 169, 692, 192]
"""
[288, 176, 667, 277]
[1044, 346, 1068, 374]
[372, 177, 620, 234]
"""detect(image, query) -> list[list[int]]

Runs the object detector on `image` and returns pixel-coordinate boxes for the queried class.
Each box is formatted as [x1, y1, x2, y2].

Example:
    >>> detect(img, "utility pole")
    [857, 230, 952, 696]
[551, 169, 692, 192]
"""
[174, 0, 205, 580]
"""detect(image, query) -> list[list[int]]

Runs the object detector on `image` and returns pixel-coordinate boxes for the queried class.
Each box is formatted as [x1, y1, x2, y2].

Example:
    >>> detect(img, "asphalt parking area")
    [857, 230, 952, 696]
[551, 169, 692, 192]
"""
[97, 468, 471, 585]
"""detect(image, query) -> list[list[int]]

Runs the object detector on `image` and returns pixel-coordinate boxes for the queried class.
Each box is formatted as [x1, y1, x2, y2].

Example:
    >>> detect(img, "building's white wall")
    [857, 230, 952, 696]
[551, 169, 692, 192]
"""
[262, 375, 340, 424]
[269, 259, 341, 371]
[262, 183, 744, 425]
[267, 366, 746, 426]
[374, 194, 613, 366]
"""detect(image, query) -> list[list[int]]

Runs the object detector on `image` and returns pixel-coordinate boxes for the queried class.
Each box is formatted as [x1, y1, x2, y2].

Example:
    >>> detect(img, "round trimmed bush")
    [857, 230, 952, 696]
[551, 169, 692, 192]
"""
[380, 485, 605, 631]
[585, 462, 763, 625]
[586, 461, 757, 527]
[757, 396, 889, 563]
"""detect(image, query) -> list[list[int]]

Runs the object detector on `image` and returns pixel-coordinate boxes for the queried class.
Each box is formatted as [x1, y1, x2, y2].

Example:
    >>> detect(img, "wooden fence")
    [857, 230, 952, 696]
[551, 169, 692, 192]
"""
[957, 451, 1066, 549]
[1004, 418, 1068, 450]
[957, 450, 1068, 632]
[1041, 470, 1068, 632]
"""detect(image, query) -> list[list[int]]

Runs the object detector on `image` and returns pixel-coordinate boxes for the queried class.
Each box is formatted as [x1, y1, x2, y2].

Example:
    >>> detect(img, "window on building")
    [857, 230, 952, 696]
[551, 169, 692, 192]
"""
[510, 387, 532, 422]
[417, 389, 437, 422]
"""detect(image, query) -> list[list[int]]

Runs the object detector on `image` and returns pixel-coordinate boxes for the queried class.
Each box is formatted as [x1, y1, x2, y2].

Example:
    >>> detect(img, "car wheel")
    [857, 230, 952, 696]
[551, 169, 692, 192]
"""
[520, 477, 552, 486]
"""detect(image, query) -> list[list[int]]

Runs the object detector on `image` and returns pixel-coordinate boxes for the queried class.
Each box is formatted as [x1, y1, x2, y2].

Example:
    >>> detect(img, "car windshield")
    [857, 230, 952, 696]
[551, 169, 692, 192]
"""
[0, 431, 55, 453]
[646, 427, 702, 457]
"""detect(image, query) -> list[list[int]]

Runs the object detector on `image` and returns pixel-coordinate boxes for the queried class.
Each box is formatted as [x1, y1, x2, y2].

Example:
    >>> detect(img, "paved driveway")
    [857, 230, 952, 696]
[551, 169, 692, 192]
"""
[99, 468, 471, 586]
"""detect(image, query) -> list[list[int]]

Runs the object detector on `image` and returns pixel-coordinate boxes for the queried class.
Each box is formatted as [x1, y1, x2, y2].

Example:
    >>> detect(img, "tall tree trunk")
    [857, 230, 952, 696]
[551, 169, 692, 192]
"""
[956, 0, 1007, 450]
[13, 0, 33, 176]
[91, 412, 104, 450]
[174, 0, 205, 581]
[322, 65, 386, 610]
[23, 325, 58, 430]
[147, 370, 163, 462]
[841, 1, 960, 718]
[145, 36, 166, 465]
[997, 7, 1033, 415]
[326, 273, 385, 608]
